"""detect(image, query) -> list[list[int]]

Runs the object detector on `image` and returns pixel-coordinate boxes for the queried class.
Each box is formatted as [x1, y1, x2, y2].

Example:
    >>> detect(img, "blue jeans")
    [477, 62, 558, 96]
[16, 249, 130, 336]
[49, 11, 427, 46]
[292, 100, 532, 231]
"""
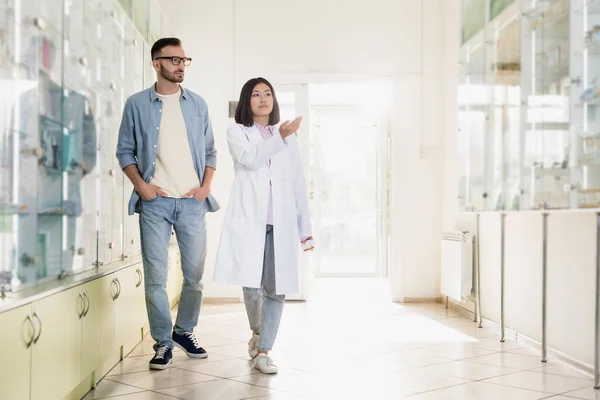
[243, 225, 285, 351]
[139, 196, 207, 350]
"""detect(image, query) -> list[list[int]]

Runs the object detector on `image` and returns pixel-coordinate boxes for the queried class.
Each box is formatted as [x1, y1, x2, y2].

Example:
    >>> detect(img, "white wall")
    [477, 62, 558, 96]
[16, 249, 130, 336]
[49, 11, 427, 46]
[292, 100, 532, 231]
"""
[159, 0, 448, 300]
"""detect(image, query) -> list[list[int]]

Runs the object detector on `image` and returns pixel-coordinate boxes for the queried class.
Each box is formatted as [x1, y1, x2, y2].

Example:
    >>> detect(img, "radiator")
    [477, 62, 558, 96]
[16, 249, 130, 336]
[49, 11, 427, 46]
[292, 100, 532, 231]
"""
[440, 231, 474, 302]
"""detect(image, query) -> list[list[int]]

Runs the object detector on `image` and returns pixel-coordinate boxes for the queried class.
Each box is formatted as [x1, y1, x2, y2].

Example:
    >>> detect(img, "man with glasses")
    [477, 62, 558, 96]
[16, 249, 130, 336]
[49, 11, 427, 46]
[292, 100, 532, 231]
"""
[116, 37, 218, 370]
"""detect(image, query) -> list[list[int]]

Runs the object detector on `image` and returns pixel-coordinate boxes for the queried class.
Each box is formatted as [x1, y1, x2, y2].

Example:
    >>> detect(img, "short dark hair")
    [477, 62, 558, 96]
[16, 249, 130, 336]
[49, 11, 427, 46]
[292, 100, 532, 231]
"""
[151, 37, 182, 60]
[235, 77, 280, 127]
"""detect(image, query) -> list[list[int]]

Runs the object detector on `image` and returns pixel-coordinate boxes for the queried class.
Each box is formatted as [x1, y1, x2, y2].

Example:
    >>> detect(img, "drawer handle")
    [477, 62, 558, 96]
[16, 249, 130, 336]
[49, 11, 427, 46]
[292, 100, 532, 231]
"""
[135, 268, 143, 288]
[78, 293, 85, 319]
[115, 278, 121, 299]
[25, 315, 35, 348]
[83, 291, 90, 317]
[32, 312, 42, 344]
[111, 278, 118, 300]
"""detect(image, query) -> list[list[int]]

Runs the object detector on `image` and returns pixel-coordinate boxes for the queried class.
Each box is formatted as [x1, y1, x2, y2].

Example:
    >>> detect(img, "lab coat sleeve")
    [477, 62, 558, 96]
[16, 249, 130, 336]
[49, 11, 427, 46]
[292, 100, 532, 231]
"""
[289, 134, 312, 239]
[227, 124, 287, 170]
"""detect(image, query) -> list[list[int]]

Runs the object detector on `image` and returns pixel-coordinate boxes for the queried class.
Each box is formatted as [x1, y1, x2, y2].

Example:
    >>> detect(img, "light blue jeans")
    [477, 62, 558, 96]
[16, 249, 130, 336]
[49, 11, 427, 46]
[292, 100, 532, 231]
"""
[139, 196, 207, 350]
[243, 225, 285, 351]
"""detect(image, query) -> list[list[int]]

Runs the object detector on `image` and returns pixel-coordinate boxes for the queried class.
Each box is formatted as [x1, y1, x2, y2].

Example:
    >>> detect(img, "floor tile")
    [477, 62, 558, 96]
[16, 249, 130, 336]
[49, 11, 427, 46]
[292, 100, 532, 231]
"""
[82, 380, 145, 399]
[242, 393, 314, 400]
[414, 360, 521, 380]
[398, 343, 496, 361]
[206, 342, 254, 359]
[540, 397, 590, 400]
[483, 371, 591, 394]
[231, 368, 321, 398]
[509, 347, 545, 357]
[388, 368, 472, 393]
[366, 351, 454, 372]
[416, 381, 551, 400]
[531, 364, 593, 381]
[107, 368, 217, 391]
[97, 392, 180, 400]
[174, 357, 258, 378]
[156, 378, 273, 400]
[103, 280, 595, 400]
[108, 357, 156, 377]
[466, 352, 551, 370]
[469, 337, 528, 352]
[560, 386, 600, 399]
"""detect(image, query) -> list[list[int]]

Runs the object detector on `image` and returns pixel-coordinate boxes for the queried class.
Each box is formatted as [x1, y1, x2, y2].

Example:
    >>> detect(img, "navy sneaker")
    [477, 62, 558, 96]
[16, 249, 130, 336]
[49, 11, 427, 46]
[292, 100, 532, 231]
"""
[172, 331, 208, 359]
[149, 346, 172, 370]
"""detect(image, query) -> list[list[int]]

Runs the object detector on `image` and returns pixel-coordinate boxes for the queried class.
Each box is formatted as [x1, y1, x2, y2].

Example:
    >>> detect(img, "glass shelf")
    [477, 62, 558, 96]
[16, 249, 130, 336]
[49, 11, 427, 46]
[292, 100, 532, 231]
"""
[0, 0, 168, 294]
[457, 0, 590, 211]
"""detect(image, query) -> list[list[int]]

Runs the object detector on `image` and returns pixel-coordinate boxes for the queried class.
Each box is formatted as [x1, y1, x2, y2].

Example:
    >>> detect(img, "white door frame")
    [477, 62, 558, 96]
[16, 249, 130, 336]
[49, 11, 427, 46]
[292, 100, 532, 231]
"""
[274, 83, 311, 301]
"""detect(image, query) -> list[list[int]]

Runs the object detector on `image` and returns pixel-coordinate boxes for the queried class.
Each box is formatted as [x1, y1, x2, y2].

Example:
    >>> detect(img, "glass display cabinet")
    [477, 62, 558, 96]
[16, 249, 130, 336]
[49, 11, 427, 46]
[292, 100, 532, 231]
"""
[121, 22, 144, 259]
[458, 32, 488, 211]
[573, 0, 600, 208]
[458, 0, 600, 211]
[521, 0, 571, 210]
[486, 5, 521, 211]
[0, 0, 169, 295]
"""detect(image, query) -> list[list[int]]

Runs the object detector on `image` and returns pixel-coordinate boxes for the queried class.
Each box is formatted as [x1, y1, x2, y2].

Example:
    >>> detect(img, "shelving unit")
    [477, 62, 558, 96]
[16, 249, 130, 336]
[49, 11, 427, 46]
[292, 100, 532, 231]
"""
[0, 0, 169, 293]
[457, 0, 600, 211]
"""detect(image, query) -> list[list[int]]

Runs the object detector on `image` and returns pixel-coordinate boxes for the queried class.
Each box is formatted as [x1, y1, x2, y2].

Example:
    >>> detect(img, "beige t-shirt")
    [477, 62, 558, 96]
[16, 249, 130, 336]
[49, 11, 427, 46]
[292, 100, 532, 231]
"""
[149, 89, 200, 198]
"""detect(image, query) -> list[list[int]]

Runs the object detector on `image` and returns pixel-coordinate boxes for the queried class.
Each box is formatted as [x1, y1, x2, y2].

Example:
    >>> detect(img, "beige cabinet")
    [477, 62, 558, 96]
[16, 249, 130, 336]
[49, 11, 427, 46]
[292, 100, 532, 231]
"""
[31, 287, 82, 400]
[0, 304, 33, 400]
[81, 274, 116, 379]
[0, 262, 156, 399]
[114, 264, 145, 347]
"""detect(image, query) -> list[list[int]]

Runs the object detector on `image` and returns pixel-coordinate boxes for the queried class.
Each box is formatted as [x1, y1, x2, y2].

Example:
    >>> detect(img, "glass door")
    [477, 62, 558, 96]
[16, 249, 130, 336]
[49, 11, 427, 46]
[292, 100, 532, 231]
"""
[310, 105, 382, 278]
[488, 2, 521, 210]
[574, 0, 600, 207]
[521, 0, 571, 209]
[458, 32, 489, 211]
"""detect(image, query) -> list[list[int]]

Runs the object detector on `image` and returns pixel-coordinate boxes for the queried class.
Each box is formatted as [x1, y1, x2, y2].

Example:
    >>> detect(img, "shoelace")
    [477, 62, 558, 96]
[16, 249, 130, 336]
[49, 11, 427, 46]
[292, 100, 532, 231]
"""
[265, 357, 276, 367]
[258, 355, 275, 367]
[183, 332, 201, 349]
[155, 346, 168, 359]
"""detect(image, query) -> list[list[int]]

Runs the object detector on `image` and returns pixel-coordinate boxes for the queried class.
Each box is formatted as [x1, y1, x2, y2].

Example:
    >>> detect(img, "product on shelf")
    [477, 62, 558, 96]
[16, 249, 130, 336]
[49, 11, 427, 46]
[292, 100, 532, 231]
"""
[579, 79, 598, 103]
[585, 25, 600, 46]
[581, 134, 600, 165]
[578, 188, 600, 208]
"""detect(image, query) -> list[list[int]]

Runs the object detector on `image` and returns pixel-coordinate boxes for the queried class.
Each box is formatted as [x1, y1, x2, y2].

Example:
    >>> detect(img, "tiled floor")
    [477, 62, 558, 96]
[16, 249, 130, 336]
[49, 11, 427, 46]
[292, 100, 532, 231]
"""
[83, 279, 598, 400]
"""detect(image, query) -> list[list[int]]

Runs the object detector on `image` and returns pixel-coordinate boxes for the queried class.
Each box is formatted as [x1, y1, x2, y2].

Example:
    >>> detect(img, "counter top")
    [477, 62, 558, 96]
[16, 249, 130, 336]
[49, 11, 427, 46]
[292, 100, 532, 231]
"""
[0, 255, 144, 314]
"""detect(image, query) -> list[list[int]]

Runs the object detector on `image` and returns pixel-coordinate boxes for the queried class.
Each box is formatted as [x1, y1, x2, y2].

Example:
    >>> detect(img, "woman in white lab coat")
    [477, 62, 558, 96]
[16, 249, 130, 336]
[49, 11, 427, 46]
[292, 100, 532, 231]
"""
[214, 77, 313, 374]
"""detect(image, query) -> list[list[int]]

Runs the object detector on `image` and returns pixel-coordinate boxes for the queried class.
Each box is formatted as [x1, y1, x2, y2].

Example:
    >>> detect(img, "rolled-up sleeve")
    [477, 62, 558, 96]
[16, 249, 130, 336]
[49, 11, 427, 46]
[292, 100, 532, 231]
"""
[115, 99, 137, 170]
[204, 112, 217, 170]
[227, 124, 286, 170]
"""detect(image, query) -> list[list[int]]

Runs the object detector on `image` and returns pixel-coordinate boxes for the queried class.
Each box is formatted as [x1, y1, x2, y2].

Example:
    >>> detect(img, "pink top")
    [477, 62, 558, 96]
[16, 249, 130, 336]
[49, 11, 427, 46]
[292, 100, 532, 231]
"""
[256, 123, 274, 225]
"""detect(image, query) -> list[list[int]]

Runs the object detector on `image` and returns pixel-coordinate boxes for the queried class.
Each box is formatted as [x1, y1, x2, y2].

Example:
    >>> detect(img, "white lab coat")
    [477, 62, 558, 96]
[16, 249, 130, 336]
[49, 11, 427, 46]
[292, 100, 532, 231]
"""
[213, 123, 312, 295]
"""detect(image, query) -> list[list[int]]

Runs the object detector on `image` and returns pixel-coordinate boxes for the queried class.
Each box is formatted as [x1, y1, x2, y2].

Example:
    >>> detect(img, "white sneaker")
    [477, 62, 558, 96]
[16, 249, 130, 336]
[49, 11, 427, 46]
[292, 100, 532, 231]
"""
[248, 333, 259, 359]
[254, 354, 278, 374]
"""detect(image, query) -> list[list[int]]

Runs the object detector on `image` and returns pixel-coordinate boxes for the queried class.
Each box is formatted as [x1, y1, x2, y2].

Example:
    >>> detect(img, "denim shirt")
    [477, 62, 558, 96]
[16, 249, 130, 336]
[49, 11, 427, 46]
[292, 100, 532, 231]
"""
[116, 85, 219, 215]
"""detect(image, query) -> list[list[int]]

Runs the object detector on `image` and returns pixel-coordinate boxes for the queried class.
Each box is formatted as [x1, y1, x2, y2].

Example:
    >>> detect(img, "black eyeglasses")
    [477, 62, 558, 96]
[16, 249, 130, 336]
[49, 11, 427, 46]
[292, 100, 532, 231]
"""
[154, 56, 192, 66]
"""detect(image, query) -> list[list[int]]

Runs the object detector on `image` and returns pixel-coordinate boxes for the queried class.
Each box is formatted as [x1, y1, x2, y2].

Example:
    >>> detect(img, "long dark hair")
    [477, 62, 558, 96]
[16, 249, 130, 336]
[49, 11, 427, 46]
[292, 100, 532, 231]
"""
[235, 77, 280, 127]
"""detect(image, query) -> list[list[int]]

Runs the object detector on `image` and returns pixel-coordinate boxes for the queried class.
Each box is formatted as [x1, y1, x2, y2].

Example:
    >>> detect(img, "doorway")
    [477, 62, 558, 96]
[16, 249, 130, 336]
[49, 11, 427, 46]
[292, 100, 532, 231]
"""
[274, 81, 392, 300]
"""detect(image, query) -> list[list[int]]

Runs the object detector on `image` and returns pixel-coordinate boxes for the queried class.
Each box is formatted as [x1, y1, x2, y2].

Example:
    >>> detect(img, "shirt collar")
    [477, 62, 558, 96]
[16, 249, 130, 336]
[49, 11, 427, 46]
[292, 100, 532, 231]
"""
[150, 83, 188, 101]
